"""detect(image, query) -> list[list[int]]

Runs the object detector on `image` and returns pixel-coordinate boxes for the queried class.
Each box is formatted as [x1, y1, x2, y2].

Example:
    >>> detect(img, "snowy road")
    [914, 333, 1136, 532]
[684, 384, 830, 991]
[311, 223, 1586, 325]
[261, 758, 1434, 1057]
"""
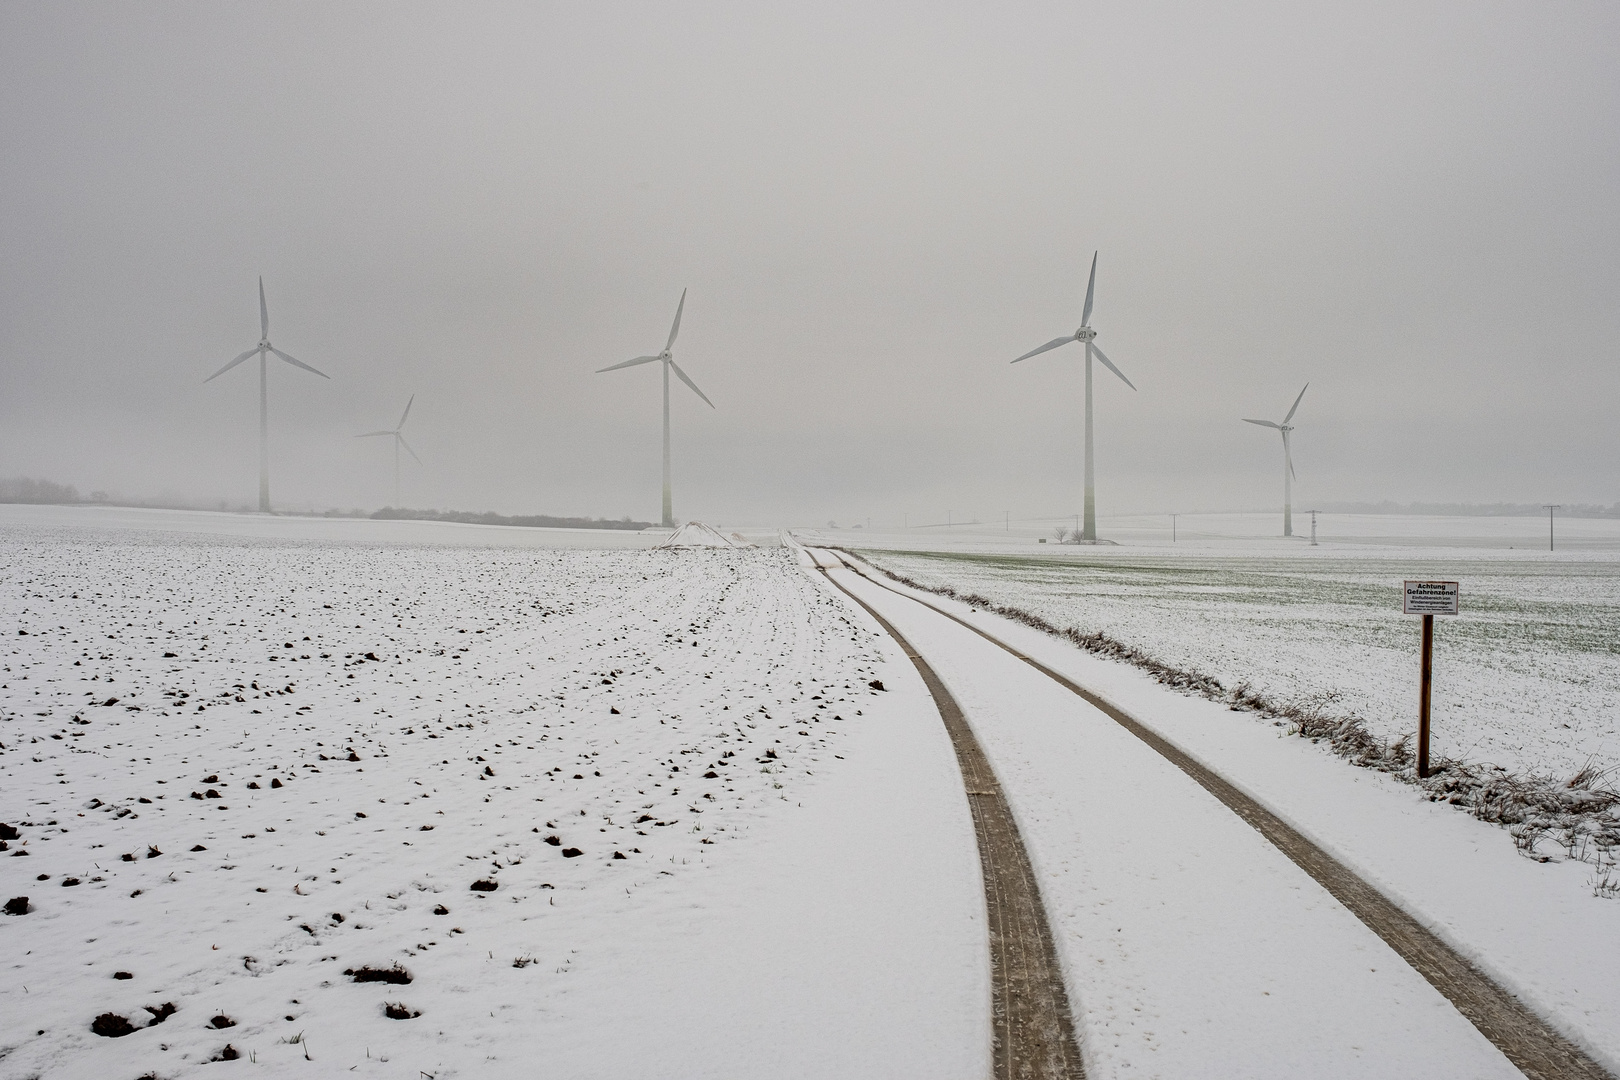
[807, 547, 1605, 1080]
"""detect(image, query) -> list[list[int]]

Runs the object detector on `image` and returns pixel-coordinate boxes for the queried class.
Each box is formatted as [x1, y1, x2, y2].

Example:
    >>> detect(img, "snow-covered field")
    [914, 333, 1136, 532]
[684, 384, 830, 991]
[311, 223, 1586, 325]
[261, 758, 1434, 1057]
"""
[840, 532, 1620, 783]
[0, 507, 986, 1078]
[9, 504, 1619, 1077]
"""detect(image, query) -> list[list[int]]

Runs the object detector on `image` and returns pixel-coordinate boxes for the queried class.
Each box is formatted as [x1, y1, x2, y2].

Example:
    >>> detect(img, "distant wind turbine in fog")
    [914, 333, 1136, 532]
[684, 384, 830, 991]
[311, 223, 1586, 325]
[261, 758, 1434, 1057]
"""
[596, 289, 714, 529]
[1243, 383, 1309, 537]
[203, 277, 329, 513]
[356, 395, 421, 507]
[1011, 252, 1136, 542]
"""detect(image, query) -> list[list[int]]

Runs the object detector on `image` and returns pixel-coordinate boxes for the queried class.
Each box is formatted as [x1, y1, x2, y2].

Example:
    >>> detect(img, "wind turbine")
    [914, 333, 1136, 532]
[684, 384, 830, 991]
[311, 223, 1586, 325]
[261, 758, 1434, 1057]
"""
[596, 289, 714, 528]
[1011, 252, 1136, 542]
[356, 395, 421, 507]
[204, 277, 329, 512]
[1243, 383, 1308, 537]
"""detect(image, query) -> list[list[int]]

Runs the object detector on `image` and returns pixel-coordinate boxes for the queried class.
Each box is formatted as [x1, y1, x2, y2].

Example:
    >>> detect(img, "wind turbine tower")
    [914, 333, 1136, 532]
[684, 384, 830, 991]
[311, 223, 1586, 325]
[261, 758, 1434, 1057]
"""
[1243, 383, 1309, 537]
[356, 395, 421, 507]
[597, 289, 714, 528]
[1011, 252, 1136, 542]
[204, 277, 329, 512]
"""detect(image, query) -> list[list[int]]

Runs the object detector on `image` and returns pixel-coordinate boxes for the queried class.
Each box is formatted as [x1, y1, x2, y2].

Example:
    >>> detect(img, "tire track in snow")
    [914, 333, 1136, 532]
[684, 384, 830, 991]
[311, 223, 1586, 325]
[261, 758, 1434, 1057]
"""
[821, 548, 1612, 1080]
[808, 554, 1084, 1080]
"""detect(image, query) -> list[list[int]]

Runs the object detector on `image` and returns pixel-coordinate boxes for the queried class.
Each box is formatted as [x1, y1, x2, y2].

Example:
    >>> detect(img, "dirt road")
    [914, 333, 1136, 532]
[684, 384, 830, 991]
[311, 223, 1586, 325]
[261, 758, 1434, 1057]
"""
[806, 545, 1612, 1080]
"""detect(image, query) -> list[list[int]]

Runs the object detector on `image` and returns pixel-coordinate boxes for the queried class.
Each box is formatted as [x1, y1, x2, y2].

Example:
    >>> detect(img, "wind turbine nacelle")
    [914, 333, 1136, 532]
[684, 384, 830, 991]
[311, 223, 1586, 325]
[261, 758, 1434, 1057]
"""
[1076, 327, 1097, 342]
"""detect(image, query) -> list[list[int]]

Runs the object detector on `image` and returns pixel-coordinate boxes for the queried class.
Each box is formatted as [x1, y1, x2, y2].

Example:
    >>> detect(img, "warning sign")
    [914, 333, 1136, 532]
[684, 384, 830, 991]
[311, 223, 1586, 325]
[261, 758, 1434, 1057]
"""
[1404, 580, 1459, 615]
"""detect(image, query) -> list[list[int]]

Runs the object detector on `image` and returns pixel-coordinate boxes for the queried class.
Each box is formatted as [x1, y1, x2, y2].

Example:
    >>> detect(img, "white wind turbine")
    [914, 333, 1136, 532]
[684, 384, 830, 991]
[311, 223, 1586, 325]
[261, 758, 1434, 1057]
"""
[1012, 252, 1136, 542]
[596, 289, 714, 528]
[204, 277, 329, 512]
[356, 395, 421, 507]
[1243, 383, 1308, 537]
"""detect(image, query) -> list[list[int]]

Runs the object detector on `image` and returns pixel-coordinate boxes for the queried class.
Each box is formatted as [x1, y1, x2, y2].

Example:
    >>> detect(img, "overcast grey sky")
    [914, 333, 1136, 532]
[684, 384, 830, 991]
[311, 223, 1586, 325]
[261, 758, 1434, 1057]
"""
[2, 2, 1616, 525]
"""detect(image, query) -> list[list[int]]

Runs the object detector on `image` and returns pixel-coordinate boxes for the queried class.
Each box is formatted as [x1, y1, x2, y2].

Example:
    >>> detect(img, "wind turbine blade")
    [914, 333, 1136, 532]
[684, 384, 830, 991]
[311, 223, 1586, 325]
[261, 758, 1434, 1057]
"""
[397, 434, 423, 465]
[1283, 382, 1309, 424]
[1090, 342, 1136, 390]
[1081, 251, 1098, 328]
[397, 394, 414, 431]
[1011, 336, 1075, 363]
[258, 277, 269, 340]
[355, 431, 393, 438]
[204, 346, 261, 383]
[268, 346, 330, 379]
[1243, 418, 1282, 428]
[668, 358, 714, 408]
[597, 354, 661, 373]
[665, 288, 687, 352]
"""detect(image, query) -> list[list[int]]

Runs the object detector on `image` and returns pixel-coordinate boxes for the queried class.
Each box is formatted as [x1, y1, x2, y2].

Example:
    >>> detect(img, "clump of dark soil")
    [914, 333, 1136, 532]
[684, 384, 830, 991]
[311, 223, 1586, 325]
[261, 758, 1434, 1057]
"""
[210, 1044, 240, 1061]
[562, 847, 583, 858]
[470, 878, 498, 891]
[432, 904, 449, 915]
[144, 1002, 176, 1025]
[4, 896, 28, 916]
[113, 970, 133, 980]
[92, 1012, 136, 1037]
[0, 823, 19, 841]
[210, 1014, 236, 1028]
[345, 963, 412, 984]
[384, 1002, 420, 1019]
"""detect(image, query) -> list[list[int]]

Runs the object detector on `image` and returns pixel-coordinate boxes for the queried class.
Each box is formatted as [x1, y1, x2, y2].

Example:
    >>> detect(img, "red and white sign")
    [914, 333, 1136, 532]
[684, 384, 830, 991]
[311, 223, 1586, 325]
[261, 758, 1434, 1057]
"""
[1403, 580, 1459, 615]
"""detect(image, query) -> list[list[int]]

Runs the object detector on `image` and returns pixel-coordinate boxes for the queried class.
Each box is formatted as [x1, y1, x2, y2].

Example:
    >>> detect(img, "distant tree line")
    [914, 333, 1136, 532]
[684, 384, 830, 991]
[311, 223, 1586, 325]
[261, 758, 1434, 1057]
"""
[1319, 500, 1620, 518]
[0, 477, 86, 504]
[370, 507, 653, 531]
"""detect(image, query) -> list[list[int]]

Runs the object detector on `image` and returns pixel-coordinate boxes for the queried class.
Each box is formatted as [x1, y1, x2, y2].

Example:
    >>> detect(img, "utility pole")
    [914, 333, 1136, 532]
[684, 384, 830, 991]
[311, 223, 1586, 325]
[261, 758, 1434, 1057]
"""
[1307, 510, 1320, 546]
[1005, 510, 1010, 532]
[1544, 504, 1560, 551]
[1171, 514, 1177, 543]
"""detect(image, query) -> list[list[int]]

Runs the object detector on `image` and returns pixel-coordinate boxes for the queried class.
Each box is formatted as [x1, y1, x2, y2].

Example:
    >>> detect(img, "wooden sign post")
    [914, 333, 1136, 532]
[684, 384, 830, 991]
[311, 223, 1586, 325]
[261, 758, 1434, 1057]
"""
[1404, 580, 1459, 778]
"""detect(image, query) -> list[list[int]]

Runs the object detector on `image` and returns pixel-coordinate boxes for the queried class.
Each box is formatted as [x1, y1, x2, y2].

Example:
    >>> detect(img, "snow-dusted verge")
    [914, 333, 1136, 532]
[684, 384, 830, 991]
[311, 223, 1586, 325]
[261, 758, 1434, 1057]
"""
[0, 519, 985, 1078]
[849, 547, 1620, 871]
